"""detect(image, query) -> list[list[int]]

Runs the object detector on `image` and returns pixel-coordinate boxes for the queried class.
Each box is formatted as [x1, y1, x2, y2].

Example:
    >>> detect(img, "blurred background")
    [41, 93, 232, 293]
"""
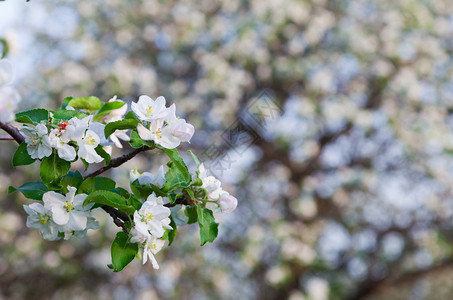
[2, 0, 453, 299]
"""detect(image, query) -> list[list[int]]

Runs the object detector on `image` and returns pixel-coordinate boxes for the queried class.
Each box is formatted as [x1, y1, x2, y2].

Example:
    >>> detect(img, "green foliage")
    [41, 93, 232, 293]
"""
[94, 101, 125, 122]
[12, 142, 35, 166]
[83, 190, 135, 214]
[95, 145, 111, 166]
[52, 109, 87, 122]
[78, 176, 116, 194]
[104, 119, 140, 139]
[8, 181, 48, 200]
[60, 171, 84, 193]
[128, 130, 154, 148]
[110, 232, 138, 272]
[130, 179, 166, 200]
[161, 148, 191, 192]
[0, 38, 9, 59]
[187, 150, 201, 167]
[15, 109, 49, 124]
[196, 204, 219, 246]
[184, 206, 198, 224]
[40, 153, 71, 188]
[67, 96, 101, 112]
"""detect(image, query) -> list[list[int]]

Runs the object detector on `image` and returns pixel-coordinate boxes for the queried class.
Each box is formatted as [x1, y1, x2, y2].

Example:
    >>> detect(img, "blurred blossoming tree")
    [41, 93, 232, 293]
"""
[2, 0, 453, 299]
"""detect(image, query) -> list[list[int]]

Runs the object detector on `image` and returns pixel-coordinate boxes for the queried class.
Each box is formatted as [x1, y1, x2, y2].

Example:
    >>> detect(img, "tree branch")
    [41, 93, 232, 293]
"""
[83, 145, 154, 179]
[0, 121, 25, 144]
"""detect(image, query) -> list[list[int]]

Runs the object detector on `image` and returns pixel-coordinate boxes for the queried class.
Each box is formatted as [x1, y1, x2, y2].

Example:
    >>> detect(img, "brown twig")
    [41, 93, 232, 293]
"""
[83, 145, 154, 179]
[0, 121, 25, 144]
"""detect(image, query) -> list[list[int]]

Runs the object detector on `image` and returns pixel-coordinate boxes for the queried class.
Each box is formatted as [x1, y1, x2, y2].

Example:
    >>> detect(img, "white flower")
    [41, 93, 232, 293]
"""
[131, 95, 167, 122]
[23, 203, 61, 241]
[142, 236, 166, 269]
[48, 128, 77, 161]
[43, 186, 93, 231]
[219, 192, 238, 213]
[130, 165, 166, 187]
[22, 124, 53, 159]
[89, 121, 111, 146]
[62, 116, 91, 142]
[134, 193, 172, 238]
[76, 129, 103, 163]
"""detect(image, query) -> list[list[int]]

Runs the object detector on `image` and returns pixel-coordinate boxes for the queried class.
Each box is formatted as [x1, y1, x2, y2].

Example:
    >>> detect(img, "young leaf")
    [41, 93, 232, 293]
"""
[196, 204, 219, 245]
[111, 232, 138, 272]
[95, 145, 111, 166]
[161, 148, 191, 192]
[83, 190, 135, 215]
[78, 177, 116, 194]
[16, 109, 49, 124]
[167, 216, 177, 246]
[130, 179, 167, 200]
[129, 130, 154, 148]
[187, 150, 201, 167]
[52, 109, 87, 122]
[94, 101, 125, 121]
[12, 142, 35, 167]
[104, 119, 140, 139]
[184, 206, 198, 224]
[124, 110, 139, 121]
[8, 181, 48, 200]
[40, 153, 71, 188]
[68, 96, 102, 111]
[60, 96, 74, 110]
[60, 171, 84, 193]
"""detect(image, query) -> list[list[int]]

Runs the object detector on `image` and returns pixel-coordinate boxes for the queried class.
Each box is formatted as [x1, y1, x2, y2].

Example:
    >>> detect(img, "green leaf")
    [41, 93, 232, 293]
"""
[68, 96, 101, 112]
[16, 109, 49, 124]
[8, 181, 48, 200]
[184, 206, 198, 224]
[197, 204, 219, 246]
[81, 158, 89, 171]
[161, 148, 191, 192]
[129, 130, 154, 148]
[94, 101, 126, 122]
[60, 96, 74, 110]
[78, 176, 116, 194]
[130, 179, 167, 200]
[52, 109, 87, 122]
[12, 142, 35, 166]
[60, 171, 83, 193]
[83, 190, 135, 215]
[111, 232, 138, 272]
[114, 187, 131, 200]
[104, 119, 140, 139]
[0, 38, 9, 59]
[95, 145, 111, 166]
[187, 150, 201, 167]
[167, 216, 177, 246]
[40, 153, 71, 188]
[124, 110, 139, 121]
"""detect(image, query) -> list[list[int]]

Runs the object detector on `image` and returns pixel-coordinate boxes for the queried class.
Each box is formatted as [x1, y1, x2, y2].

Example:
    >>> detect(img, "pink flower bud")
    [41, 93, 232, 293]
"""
[219, 193, 238, 213]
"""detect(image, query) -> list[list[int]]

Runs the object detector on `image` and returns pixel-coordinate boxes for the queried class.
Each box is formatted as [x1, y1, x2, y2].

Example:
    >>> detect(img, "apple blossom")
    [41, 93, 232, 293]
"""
[23, 203, 61, 241]
[131, 95, 168, 122]
[134, 193, 172, 238]
[219, 192, 238, 213]
[48, 128, 77, 161]
[142, 236, 166, 269]
[43, 186, 95, 232]
[76, 129, 104, 163]
[22, 124, 53, 159]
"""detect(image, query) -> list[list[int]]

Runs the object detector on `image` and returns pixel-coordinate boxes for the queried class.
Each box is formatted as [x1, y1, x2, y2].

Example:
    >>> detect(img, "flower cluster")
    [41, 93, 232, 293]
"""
[22, 115, 108, 162]
[133, 96, 194, 149]
[197, 163, 238, 213]
[130, 193, 172, 269]
[0, 59, 20, 123]
[23, 186, 99, 241]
